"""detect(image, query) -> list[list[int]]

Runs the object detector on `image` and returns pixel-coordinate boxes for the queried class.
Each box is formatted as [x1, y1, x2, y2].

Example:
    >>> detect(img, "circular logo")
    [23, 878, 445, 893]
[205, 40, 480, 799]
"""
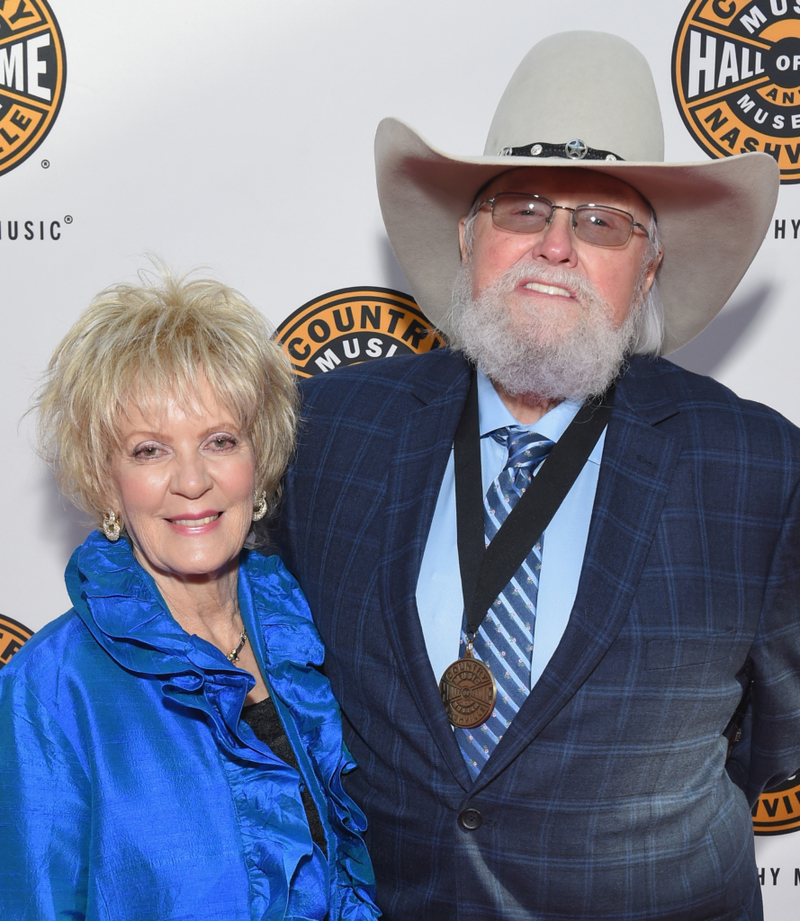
[673, 0, 800, 182]
[439, 657, 497, 729]
[0, 0, 66, 176]
[0, 614, 34, 669]
[752, 771, 800, 835]
[274, 287, 443, 378]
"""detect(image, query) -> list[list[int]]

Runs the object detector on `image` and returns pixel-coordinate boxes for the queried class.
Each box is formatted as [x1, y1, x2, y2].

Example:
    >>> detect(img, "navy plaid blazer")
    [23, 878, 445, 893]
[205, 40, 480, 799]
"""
[272, 349, 800, 921]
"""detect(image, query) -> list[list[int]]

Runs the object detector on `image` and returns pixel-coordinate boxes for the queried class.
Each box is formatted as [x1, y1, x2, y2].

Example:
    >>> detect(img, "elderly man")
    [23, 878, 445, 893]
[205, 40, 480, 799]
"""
[272, 32, 800, 921]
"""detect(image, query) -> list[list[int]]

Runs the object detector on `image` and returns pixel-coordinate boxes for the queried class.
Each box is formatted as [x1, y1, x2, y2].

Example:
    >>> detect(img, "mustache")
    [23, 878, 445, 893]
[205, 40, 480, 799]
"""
[486, 261, 605, 308]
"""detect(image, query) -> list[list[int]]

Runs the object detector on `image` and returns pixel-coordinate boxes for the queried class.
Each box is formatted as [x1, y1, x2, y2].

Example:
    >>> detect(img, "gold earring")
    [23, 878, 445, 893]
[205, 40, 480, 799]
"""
[252, 491, 268, 522]
[102, 510, 122, 542]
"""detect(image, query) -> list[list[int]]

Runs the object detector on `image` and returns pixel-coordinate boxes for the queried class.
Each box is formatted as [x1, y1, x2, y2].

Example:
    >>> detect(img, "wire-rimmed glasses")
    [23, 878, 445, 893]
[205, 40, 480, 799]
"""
[477, 192, 652, 248]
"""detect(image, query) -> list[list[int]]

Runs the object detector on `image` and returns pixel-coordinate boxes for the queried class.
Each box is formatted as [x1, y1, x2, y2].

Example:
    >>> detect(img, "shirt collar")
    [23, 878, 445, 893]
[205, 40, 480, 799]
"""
[476, 368, 605, 464]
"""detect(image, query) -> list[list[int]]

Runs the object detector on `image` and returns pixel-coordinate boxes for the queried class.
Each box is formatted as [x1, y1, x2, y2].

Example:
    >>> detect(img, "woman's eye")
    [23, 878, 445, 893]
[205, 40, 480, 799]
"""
[208, 435, 237, 451]
[132, 444, 163, 459]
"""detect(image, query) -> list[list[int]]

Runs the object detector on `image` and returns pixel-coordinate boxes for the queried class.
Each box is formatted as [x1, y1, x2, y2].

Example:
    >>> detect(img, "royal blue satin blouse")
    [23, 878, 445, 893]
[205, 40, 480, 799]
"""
[0, 531, 379, 921]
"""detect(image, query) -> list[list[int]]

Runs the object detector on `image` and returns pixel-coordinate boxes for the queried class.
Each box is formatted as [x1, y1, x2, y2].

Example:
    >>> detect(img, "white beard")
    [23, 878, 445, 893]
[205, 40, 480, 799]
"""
[445, 261, 640, 403]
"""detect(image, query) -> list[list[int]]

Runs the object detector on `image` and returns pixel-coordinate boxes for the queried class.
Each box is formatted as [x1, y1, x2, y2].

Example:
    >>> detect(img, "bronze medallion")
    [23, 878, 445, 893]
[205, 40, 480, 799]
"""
[439, 656, 497, 729]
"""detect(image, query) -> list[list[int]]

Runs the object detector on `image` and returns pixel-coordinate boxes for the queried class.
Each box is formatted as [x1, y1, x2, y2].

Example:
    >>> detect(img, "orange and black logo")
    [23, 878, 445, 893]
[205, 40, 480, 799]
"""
[673, 1, 800, 182]
[0, 0, 66, 176]
[752, 771, 800, 834]
[274, 287, 442, 379]
[0, 614, 34, 669]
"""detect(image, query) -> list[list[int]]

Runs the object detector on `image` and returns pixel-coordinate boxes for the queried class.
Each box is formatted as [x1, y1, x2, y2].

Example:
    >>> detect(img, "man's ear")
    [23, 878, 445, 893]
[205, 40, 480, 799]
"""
[458, 215, 469, 262]
[642, 246, 664, 296]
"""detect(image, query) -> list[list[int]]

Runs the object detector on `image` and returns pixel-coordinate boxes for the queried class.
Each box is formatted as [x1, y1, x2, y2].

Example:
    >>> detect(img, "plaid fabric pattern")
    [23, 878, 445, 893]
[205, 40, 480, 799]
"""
[273, 349, 800, 921]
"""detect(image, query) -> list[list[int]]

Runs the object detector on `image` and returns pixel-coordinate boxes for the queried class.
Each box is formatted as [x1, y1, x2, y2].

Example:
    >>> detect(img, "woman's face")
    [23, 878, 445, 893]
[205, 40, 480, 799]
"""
[109, 376, 256, 587]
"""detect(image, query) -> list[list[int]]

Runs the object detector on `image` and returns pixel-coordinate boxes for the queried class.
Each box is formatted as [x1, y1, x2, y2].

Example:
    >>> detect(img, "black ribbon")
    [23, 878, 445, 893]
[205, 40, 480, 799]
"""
[454, 371, 614, 638]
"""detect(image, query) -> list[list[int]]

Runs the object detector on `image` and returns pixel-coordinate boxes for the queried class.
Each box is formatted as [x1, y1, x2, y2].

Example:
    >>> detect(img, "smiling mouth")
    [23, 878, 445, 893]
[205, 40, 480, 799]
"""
[522, 281, 574, 298]
[168, 514, 221, 526]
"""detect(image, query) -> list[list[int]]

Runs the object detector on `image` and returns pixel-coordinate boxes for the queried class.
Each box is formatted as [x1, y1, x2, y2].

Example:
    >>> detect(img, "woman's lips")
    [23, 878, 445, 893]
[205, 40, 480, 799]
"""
[167, 512, 221, 527]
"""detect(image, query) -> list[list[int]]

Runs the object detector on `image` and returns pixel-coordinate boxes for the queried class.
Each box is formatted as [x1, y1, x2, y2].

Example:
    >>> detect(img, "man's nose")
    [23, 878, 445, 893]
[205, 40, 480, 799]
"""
[528, 207, 578, 266]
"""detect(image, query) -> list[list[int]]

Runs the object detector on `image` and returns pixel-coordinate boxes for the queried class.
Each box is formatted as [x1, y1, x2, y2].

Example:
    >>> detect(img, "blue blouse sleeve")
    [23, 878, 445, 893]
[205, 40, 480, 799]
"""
[0, 667, 91, 920]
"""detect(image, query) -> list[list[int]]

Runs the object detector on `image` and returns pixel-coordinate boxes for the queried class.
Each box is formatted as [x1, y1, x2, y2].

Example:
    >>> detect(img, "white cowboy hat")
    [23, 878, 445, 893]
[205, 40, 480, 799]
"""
[375, 31, 779, 354]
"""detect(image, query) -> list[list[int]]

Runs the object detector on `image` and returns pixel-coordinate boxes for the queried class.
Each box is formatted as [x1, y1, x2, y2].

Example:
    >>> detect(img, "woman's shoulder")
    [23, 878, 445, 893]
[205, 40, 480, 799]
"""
[242, 551, 310, 616]
[2, 610, 86, 672]
[240, 550, 324, 667]
[0, 609, 98, 709]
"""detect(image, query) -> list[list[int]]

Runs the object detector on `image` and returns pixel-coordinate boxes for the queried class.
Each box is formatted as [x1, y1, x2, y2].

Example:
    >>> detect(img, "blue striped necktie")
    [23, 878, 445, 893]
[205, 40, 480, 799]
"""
[457, 426, 554, 778]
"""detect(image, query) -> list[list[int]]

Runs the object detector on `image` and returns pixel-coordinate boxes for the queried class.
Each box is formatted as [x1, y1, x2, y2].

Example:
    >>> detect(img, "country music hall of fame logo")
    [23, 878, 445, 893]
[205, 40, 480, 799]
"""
[0, 614, 34, 669]
[274, 287, 442, 378]
[753, 772, 800, 835]
[0, 0, 66, 175]
[673, 0, 800, 182]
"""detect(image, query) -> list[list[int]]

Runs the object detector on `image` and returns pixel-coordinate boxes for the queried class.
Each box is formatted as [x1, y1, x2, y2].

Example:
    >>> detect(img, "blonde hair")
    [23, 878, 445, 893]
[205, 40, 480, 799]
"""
[34, 267, 298, 527]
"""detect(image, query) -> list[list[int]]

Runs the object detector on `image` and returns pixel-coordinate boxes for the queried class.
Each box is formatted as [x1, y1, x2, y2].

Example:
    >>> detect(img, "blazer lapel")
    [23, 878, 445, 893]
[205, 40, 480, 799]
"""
[379, 354, 474, 786]
[472, 360, 683, 790]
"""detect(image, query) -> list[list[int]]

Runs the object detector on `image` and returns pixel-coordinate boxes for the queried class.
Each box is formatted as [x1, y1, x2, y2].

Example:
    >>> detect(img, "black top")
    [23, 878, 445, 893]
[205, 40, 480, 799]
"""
[241, 695, 327, 854]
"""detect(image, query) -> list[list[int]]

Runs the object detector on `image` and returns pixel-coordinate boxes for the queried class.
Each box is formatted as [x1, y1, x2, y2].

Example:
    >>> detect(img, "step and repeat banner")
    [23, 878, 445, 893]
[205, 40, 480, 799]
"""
[1, 1, 799, 914]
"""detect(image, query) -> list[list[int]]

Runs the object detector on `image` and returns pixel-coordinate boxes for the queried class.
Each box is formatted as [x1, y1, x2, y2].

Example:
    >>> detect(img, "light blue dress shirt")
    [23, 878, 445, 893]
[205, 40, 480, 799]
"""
[417, 370, 606, 689]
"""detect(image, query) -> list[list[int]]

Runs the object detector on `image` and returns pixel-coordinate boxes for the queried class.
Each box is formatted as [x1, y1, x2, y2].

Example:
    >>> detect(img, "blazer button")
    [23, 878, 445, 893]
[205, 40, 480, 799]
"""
[458, 808, 483, 830]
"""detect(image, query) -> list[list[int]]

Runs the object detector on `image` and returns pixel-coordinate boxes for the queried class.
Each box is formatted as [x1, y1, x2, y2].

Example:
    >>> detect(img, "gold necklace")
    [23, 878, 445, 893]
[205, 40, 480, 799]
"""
[226, 628, 248, 663]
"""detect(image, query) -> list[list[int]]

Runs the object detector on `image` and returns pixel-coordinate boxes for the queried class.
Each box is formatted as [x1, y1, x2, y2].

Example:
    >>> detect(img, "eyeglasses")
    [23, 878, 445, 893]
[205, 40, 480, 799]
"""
[476, 192, 652, 248]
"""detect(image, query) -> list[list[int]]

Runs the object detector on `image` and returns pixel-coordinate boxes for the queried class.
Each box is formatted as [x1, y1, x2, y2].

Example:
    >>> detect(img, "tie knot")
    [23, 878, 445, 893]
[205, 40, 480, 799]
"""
[491, 426, 554, 471]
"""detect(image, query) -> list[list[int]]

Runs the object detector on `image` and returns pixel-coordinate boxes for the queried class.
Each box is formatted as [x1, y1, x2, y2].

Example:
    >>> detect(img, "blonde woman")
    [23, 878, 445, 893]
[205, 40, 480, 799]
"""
[0, 271, 379, 921]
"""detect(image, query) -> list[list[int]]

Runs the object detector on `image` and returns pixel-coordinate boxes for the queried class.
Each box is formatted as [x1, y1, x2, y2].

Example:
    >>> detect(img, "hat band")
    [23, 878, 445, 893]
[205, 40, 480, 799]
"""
[499, 139, 623, 161]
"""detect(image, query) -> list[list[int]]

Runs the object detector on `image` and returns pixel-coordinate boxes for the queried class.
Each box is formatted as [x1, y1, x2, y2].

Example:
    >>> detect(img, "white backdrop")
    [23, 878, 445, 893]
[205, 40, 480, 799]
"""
[1, 1, 798, 914]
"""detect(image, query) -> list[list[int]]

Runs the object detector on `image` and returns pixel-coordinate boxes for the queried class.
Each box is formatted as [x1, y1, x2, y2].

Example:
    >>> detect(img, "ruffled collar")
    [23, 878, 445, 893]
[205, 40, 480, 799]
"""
[64, 532, 325, 762]
[66, 531, 322, 676]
